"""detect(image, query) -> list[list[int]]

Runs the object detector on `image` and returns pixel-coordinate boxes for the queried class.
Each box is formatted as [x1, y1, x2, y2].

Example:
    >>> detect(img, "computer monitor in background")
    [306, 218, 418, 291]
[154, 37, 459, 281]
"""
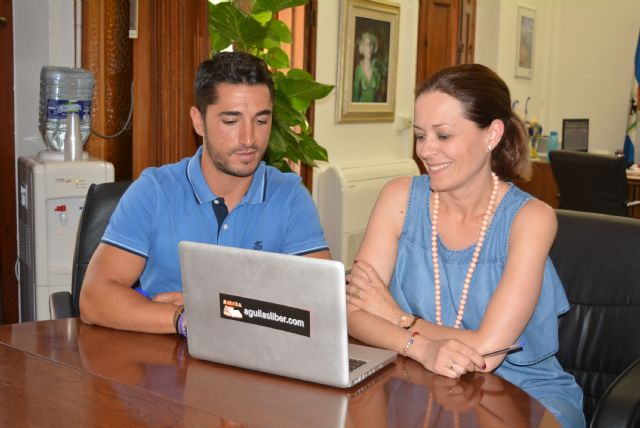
[562, 119, 589, 152]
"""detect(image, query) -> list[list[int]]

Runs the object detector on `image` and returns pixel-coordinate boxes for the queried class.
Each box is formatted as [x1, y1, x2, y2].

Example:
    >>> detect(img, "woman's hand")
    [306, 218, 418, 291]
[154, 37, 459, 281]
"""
[346, 260, 405, 324]
[410, 335, 486, 379]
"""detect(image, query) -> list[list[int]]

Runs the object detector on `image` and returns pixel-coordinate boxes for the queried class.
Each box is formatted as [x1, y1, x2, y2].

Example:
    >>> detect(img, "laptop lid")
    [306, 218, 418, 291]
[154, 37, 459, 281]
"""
[179, 241, 396, 388]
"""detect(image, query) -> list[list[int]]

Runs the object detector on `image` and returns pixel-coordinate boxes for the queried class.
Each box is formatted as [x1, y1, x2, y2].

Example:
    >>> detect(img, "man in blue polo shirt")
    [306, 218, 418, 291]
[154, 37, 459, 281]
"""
[80, 52, 330, 334]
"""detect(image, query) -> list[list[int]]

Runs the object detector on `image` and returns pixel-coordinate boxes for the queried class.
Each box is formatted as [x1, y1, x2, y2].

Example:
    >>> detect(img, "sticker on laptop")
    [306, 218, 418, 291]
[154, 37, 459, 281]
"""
[219, 293, 311, 337]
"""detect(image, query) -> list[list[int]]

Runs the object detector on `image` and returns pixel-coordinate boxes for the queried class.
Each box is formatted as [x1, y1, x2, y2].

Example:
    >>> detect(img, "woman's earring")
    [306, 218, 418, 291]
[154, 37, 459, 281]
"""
[487, 145, 492, 152]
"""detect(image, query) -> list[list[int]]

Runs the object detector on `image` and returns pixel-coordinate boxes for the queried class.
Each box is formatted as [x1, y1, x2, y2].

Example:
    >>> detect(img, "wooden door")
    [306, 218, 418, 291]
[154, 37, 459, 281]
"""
[0, 0, 18, 323]
[416, 0, 459, 85]
[458, 0, 476, 65]
[414, 0, 476, 173]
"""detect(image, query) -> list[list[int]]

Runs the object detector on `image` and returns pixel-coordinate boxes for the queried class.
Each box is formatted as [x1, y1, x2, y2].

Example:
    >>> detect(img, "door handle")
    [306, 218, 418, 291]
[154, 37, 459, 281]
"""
[0, 17, 8, 28]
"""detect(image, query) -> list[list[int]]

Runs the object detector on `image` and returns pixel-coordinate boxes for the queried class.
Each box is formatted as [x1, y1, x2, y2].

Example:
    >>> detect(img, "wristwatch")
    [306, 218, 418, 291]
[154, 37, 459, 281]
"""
[397, 314, 418, 329]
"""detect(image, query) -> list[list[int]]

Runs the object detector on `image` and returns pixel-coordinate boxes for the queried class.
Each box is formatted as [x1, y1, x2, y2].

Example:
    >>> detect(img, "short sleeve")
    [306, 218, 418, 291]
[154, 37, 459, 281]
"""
[101, 171, 158, 258]
[281, 183, 328, 255]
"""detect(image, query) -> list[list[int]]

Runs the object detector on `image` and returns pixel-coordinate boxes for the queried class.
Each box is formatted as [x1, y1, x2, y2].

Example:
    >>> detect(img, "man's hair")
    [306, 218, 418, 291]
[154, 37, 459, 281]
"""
[194, 52, 275, 115]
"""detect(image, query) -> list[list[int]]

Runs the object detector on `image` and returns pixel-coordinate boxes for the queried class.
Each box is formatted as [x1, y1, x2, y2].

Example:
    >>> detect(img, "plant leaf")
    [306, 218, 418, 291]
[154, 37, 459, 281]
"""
[209, 27, 232, 53]
[287, 68, 313, 80]
[278, 79, 334, 101]
[268, 124, 289, 160]
[262, 37, 280, 50]
[254, 0, 309, 14]
[209, 3, 266, 51]
[252, 10, 273, 25]
[266, 19, 292, 44]
[274, 92, 309, 129]
[300, 136, 329, 162]
[265, 47, 289, 69]
[289, 97, 312, 113]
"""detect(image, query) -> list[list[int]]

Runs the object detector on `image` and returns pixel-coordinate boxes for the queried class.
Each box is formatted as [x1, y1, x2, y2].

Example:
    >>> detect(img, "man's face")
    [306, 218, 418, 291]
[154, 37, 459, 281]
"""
[191, 83, 272, 178]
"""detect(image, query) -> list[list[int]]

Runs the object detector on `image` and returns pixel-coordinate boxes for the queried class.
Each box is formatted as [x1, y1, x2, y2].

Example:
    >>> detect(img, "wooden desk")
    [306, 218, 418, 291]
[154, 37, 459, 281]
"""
[0, 319, 560, 427]
[514, 158, 640, 219]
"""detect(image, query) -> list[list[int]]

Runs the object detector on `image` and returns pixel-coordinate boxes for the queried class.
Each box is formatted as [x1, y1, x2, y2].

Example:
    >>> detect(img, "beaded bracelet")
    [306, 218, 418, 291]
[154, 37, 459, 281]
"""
[174, 304, 185, 337]
[403, 331, 419, 356]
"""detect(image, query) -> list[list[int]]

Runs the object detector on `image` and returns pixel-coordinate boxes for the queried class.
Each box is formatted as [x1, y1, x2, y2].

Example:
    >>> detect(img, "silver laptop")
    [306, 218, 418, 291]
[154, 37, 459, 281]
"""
[179, 241, 397, 388]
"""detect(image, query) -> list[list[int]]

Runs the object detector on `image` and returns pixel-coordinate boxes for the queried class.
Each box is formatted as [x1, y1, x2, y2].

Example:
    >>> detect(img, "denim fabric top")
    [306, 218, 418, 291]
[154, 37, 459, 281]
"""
[389, 175, 585, 427]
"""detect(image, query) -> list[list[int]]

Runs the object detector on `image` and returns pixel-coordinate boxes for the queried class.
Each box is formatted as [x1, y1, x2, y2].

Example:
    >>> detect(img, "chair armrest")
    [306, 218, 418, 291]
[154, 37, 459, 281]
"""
[626, 200, 640, 207]
[591, 358, 640, 428]
[49, 291, 74, 319]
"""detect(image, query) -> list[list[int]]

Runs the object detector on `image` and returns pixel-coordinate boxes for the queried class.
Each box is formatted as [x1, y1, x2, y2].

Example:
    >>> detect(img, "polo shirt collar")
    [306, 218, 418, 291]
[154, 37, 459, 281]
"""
[186, 145, 267, 205]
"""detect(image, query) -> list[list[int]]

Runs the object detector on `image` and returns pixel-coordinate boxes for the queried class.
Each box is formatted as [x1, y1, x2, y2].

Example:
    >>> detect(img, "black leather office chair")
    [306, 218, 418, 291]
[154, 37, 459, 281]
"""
[550, 209, 640, 427]
[49, 181, 131, 319]
[548, 150, 640, 217]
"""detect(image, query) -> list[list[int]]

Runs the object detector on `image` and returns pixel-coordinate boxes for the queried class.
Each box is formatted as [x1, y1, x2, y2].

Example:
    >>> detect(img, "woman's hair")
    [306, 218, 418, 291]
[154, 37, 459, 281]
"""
[358, 31, 378, 56]
[416, 64, 531, 181]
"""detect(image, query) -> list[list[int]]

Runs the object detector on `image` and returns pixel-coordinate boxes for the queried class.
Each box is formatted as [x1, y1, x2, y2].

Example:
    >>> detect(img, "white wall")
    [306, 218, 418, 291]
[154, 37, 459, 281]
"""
[475, 0, 640, 156]
[14, 0, 639, 165]
[14, 0, 76, 160]
[313, 0, 419, 166]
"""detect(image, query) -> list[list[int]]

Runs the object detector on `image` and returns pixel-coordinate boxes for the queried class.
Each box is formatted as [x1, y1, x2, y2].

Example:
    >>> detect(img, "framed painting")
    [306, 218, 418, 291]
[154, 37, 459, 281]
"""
[515, 6, 536, 79]
[336, 0, 399, 123]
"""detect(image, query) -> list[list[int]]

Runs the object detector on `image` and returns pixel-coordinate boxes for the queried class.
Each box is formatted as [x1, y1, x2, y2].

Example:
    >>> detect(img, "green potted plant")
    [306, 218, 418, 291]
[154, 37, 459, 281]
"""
[208, 0, 334, 172]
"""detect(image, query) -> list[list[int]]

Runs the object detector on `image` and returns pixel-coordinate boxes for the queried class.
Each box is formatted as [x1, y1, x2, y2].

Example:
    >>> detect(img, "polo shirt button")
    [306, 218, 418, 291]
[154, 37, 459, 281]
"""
[223, 224, 228, 230]
[213, 199, 220, 205]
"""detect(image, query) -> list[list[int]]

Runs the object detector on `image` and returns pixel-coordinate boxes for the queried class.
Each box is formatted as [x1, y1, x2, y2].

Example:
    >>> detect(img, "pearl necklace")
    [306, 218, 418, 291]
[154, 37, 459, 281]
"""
[431, 172, 499, 328]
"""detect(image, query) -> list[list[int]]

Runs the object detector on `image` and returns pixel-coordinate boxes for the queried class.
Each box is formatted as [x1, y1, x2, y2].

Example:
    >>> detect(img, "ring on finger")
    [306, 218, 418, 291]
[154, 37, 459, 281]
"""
[352, 286, 361, 298]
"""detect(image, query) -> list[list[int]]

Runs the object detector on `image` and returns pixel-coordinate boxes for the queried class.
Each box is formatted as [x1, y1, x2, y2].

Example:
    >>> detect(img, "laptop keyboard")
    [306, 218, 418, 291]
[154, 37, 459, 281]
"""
[349, 358, 366, 372]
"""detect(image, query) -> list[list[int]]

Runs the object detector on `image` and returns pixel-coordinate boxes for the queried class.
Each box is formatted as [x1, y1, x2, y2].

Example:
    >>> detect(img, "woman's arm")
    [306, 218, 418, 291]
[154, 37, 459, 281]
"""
[347, 177, 485, 377]
[388, 198, 557, 371]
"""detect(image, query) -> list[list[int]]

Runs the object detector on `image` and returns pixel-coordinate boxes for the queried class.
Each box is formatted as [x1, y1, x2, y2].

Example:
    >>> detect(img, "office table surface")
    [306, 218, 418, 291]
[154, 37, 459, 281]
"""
[0, 319, 560, 427]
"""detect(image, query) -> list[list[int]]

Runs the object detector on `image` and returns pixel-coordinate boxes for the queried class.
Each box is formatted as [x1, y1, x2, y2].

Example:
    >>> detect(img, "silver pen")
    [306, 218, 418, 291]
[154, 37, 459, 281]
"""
[481, 343, 523, 358]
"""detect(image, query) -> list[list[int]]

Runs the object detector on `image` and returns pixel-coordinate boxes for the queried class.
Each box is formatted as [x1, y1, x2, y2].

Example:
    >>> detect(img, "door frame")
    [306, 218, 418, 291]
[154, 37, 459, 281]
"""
[0, 0, 18, 323]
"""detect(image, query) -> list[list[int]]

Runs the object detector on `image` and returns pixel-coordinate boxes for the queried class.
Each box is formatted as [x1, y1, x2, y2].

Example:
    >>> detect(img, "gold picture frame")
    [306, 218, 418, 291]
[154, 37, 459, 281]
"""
[336, 0, 399, 123]
[515, 6, 536, 79]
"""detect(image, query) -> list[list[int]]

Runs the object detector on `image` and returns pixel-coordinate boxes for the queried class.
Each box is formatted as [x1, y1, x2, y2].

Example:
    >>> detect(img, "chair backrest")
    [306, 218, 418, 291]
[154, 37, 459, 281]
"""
[70, 181, 131, 316]
[548, 150, 629, 216]
[550, 209, 640, 423]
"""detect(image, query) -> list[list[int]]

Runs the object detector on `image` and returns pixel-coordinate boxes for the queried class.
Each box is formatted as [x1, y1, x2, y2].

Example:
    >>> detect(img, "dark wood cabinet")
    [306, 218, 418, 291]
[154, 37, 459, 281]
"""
[513, 160, 559, 208]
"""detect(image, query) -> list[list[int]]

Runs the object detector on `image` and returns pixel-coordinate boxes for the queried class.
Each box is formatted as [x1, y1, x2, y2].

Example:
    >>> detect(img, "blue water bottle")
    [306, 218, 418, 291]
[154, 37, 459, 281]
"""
[548, 131, 559, 152]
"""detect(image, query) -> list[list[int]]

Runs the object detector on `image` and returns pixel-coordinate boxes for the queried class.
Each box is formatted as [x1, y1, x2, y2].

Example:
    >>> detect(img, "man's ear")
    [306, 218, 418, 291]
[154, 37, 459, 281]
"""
[190, 106, 205, 137]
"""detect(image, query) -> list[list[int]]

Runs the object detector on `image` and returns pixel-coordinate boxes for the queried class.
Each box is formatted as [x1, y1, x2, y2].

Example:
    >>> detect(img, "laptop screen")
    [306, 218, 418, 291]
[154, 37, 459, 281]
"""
[562, 119, 589, 152]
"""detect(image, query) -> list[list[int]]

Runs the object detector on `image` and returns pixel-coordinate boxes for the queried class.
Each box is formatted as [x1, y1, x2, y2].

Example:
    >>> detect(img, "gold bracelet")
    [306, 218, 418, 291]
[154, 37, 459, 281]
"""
[408, 315, 420, 329]
[403, 331, 419, 356]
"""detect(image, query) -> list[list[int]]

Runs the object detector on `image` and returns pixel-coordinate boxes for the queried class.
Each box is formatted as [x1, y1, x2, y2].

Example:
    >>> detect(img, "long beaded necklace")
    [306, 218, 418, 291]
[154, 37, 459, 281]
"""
[431, 172, 499, 328]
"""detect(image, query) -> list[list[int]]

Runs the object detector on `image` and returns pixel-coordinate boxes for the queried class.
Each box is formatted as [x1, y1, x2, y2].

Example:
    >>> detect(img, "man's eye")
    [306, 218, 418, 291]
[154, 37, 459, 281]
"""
[257, 119, 269, 125]
[222, 120, 237, 125]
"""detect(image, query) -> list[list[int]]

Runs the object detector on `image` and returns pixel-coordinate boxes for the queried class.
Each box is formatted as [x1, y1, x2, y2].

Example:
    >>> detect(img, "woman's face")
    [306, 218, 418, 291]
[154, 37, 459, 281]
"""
[414, 91, 497, 192]
[359, 34, 374, 59]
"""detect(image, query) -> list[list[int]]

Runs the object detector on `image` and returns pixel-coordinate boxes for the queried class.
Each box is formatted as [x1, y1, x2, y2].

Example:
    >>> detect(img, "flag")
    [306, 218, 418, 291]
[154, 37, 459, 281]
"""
[624, 30, 640, 164]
